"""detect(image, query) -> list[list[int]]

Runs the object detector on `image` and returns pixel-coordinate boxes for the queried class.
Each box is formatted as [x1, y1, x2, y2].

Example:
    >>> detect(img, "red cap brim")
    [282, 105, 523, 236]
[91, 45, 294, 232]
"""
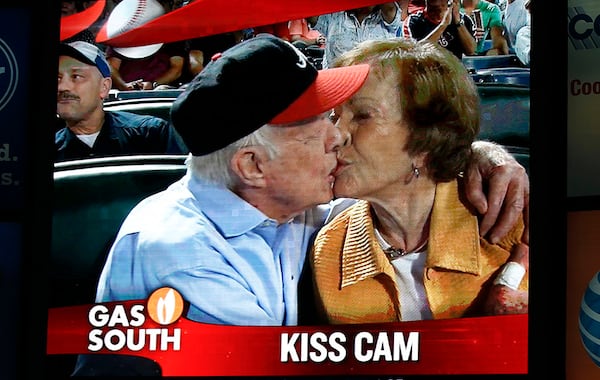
[270, 63, 370, 125]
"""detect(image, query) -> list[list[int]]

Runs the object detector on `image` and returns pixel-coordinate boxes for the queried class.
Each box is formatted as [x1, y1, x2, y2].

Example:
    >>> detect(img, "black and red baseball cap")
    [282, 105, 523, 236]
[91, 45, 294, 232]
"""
[170, 33, 369, 156]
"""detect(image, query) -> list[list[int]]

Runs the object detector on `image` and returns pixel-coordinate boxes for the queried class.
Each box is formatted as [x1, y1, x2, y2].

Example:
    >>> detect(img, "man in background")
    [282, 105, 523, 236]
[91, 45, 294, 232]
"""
[56, 41, 187, 161]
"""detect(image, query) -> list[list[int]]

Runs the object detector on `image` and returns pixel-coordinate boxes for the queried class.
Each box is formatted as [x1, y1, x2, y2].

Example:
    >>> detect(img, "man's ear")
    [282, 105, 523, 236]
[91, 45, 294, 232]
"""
[100, 77, 112, 99]
[230, 147, 268, 187]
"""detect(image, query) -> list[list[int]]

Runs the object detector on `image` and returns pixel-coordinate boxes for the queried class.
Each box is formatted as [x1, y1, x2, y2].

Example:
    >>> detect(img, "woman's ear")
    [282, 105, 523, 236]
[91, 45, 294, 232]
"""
[414, 152, 428, 171]
[230, 146, 268, 187]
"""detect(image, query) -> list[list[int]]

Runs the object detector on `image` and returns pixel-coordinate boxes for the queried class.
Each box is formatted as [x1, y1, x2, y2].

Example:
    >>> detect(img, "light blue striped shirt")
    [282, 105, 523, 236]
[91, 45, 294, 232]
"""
[314, 4, 402, 68]
[95, 170, 340, 326]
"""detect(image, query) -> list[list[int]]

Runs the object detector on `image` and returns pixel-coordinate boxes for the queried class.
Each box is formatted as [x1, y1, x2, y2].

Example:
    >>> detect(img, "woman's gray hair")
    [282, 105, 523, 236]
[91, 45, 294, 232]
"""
[187, 124, 279, 189]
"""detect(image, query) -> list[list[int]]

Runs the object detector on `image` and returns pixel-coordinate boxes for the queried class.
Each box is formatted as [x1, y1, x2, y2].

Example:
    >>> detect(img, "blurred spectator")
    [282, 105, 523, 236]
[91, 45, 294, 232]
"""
[61, 1, 82, 17]
[289, 18, 326, 47]
[174, 0, 244, 85]
[180, 31, 245, 86]
[80, 0, 116, 46]
[460, 0, 509, 55]
[104, 0, 186, 90]
[61, 0, 96, 44]
[402, 0, 477, 58]
[288, 18, 327, 69]
[313, 2, 404, 68]
[408, 0, 426, 12]
[105, 42, 186, 90]
[502, 0, 528, 52]
[56, 41, 188, 162]
[254, 22, 292, 41]
[513, 0, 530, 66]
[495, 0, 507, 11]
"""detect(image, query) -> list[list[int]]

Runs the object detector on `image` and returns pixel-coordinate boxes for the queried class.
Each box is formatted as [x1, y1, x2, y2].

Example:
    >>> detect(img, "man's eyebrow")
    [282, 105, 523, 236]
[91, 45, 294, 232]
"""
[69, 65, 94, 73]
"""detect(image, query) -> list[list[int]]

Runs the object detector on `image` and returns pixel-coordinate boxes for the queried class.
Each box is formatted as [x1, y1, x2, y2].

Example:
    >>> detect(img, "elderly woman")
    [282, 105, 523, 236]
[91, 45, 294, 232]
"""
[310, 38, 528, 324]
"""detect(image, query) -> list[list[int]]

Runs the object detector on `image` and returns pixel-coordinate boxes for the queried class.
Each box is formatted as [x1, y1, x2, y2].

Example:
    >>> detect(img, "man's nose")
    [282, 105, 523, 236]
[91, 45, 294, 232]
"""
[326, 123, 345, 153]
[57, 76, 70, 92]
[334, 119, 351, 151]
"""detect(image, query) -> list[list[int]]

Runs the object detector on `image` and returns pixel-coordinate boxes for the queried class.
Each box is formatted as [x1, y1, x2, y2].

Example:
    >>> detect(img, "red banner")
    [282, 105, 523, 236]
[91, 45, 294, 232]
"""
[96, 0, 388, 47]
[60, 0, 106, 41]
[47, 300, 528, 376]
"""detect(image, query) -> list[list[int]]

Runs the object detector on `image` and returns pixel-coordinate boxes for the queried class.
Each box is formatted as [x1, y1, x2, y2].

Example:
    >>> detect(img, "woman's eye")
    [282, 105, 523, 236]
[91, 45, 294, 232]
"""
[354, 112, 370, 121]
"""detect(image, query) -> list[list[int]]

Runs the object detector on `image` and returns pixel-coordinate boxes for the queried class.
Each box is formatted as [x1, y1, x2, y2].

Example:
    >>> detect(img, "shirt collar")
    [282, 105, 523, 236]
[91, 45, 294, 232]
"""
[185, 170, 272, 238]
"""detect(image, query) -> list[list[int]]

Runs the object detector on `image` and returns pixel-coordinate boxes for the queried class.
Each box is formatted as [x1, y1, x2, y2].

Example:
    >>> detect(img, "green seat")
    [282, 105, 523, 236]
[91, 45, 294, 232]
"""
[462, 54, 524, 72]
[477, 84, 530, 150]
[50, 155, 187, 307]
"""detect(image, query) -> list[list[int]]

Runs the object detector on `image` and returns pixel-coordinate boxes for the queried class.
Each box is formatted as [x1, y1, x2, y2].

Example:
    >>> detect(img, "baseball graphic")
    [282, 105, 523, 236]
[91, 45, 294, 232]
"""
[106, 0, 165, 59]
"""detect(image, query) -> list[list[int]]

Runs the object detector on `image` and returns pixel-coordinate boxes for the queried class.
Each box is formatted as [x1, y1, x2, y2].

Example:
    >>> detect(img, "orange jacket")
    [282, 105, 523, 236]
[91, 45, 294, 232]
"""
[310, 180, 527, 324]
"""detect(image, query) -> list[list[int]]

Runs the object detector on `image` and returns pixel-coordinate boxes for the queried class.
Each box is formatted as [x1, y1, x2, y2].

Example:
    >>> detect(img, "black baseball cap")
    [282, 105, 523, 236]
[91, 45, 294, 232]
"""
[170, 33, 369, 156]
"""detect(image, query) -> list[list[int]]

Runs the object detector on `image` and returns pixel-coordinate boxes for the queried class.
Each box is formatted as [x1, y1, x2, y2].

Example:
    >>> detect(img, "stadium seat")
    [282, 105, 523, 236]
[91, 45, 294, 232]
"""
[50, 155, 187, 307]
[462, 54, 524, 72]
[477, 84, 529, 149]
[471, 67, 530, 87]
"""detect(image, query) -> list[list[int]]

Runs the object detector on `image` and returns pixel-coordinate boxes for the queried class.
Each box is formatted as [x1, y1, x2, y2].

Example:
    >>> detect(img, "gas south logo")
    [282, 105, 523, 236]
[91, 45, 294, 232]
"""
[569, 6, 600, 50]
[147, 287, 185, 325]
[87, 287, 185, 352]
[0, 38, 18, 112]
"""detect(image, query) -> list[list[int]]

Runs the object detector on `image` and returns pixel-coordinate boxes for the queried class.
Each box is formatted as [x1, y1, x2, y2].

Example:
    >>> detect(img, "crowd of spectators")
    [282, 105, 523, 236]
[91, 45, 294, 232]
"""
[56, 0, 530, 162]
[63, 0, 530, 92]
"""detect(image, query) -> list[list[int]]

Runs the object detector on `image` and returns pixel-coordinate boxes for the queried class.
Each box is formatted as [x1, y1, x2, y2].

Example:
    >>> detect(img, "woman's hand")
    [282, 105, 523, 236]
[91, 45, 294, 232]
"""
[485, 242, 529, 315]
